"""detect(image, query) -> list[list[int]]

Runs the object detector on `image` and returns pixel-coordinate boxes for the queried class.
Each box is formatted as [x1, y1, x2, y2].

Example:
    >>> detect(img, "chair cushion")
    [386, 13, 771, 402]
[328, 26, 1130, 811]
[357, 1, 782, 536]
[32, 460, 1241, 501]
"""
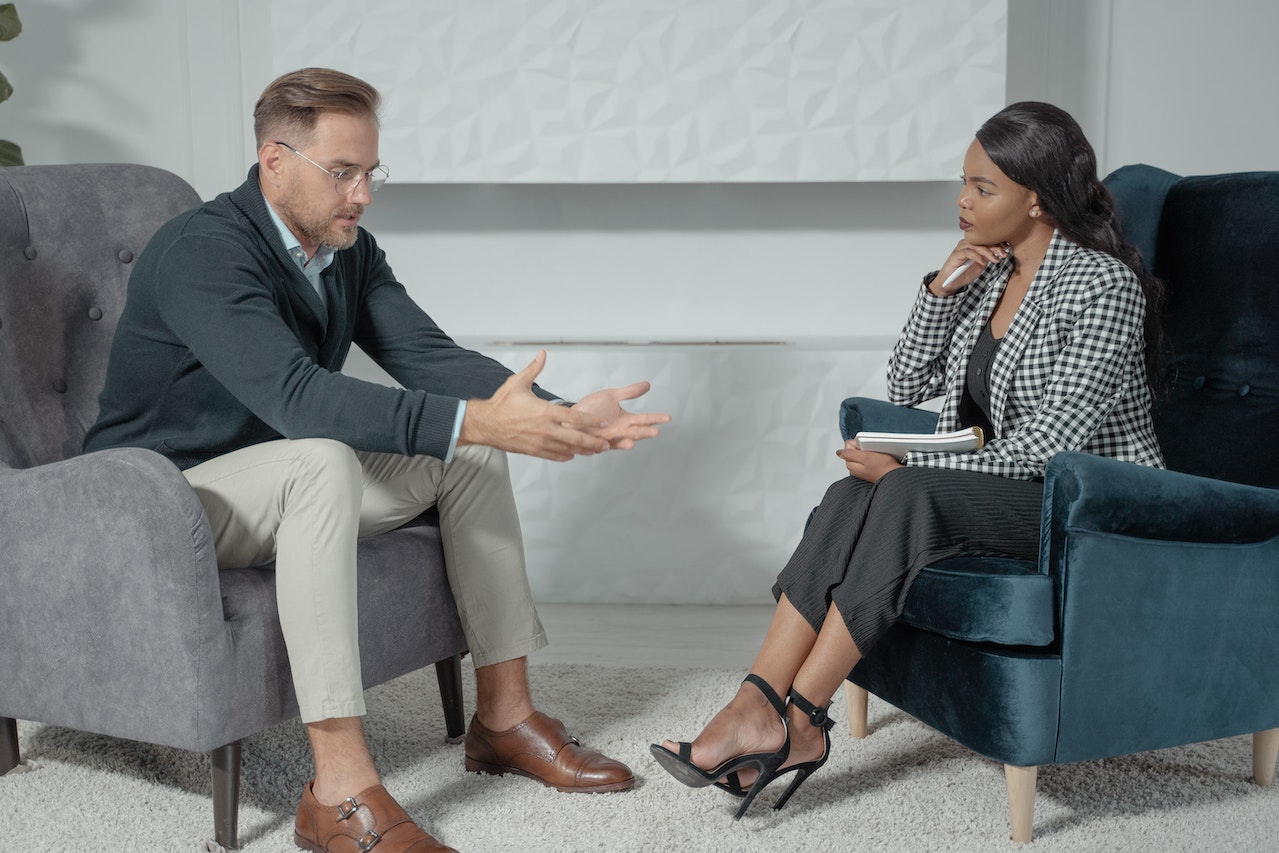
[900, 556, 1054, 647]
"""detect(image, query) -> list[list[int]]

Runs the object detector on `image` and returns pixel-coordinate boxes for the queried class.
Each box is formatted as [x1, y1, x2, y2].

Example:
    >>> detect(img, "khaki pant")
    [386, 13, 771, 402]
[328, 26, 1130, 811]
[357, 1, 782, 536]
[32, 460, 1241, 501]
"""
[183, 439, 546, 723]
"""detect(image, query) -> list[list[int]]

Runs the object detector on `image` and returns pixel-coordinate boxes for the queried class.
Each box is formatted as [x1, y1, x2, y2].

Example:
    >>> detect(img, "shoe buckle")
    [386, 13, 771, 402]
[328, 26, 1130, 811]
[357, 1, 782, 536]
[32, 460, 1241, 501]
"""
[357, 830, 381, 851]
[809, 706, 828, 728]
[337, 797, 362, 820]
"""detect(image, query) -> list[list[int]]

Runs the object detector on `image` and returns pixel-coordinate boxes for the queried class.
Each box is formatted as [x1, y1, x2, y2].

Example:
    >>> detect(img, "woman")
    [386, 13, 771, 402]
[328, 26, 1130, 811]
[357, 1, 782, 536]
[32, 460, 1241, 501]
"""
[651, 102, 1165, 819]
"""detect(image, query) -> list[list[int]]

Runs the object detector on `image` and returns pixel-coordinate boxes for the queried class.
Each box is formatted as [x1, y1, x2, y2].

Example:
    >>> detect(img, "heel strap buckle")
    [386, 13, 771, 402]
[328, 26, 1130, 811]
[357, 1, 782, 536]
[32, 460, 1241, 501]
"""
[787, 688, 835, 732]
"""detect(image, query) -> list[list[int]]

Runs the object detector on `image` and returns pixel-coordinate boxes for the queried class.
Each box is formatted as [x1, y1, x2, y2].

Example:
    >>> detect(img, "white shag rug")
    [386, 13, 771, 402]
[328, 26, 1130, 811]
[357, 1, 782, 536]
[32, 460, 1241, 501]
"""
[3, 662, 1277, 852]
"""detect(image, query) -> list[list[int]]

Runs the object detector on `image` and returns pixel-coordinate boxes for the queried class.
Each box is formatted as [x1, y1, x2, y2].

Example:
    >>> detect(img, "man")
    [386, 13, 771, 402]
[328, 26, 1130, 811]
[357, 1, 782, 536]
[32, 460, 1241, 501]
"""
[84, 67, 670, 853]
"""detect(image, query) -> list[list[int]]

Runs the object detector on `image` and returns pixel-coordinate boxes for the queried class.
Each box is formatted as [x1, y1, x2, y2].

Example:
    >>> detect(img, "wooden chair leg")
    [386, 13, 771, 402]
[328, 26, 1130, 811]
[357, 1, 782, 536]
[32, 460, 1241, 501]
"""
[1, 717, 18, 775]
[436, 654, 466, 744]
[1005, 764, 1037, 843]
[1254, 728, 1279, 786]
[844, 682, 868, 738]
[211, 740, 242, 850]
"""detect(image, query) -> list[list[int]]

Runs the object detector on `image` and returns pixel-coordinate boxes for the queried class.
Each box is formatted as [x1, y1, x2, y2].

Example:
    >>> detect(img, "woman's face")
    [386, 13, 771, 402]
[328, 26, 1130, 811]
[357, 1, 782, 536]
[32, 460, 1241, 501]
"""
[957, 139, 1041, 248]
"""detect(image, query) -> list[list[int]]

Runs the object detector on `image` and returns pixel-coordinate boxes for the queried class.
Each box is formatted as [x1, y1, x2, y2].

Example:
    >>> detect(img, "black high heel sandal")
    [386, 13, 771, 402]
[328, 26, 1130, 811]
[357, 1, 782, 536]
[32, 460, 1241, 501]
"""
[712, 689, 836, 805]
[769, 687, 835, 813]
[649, 673, 791, 820]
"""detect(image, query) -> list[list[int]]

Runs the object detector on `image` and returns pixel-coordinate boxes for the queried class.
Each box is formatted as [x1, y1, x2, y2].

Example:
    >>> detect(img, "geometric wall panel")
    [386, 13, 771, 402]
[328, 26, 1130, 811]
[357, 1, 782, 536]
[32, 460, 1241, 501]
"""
[460, 342, 896, 604]
[271, 0, 1006, 182]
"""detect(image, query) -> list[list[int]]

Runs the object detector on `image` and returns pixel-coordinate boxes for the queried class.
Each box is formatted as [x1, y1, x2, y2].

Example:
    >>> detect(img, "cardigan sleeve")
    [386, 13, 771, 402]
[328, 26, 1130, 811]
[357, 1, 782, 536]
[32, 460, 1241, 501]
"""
[349, 244, 560, 406]
[152, 231, 463, 460]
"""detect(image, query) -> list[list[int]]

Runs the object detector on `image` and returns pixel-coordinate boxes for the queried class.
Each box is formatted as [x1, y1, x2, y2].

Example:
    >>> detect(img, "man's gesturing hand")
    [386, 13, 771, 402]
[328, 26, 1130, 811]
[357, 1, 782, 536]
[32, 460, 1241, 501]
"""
[459, 350, 610, 462]
[570, 382, 671, 449]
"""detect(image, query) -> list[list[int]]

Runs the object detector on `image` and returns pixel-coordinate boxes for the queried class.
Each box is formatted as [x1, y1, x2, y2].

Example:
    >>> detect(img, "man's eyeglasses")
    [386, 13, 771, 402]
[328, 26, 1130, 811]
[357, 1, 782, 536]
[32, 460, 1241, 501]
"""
[275, 141, 389, 194]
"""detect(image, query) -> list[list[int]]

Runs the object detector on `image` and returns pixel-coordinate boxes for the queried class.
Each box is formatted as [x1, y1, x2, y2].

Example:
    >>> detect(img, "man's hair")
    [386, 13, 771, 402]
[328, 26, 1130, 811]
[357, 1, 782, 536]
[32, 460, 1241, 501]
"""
[253, 67, 381, 148]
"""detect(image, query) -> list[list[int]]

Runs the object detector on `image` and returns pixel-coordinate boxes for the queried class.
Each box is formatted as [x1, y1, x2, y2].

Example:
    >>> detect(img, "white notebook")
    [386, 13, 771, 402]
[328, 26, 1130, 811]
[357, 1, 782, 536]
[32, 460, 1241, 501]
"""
[852, 426, 985, 461]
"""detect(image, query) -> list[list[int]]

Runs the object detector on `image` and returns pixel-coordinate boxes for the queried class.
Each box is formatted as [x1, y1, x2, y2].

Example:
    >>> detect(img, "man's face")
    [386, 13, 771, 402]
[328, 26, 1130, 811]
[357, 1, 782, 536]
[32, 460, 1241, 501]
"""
[269, 112, 380, 256]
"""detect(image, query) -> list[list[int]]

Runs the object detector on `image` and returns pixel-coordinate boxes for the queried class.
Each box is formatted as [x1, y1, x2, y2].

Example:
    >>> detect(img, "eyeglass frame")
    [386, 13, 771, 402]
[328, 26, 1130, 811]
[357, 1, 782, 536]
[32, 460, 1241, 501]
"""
[273, 141, 389, 194]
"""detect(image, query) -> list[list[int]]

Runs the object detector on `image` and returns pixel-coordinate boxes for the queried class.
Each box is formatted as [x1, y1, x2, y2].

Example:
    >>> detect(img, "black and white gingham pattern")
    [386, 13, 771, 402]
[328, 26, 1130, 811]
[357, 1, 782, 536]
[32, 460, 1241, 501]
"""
[886, 230, 1165, 480]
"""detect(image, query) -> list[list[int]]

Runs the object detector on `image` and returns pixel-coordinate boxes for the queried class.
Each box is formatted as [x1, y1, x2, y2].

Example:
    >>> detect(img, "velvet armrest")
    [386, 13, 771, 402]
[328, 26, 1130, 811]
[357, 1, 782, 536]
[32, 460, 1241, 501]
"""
[839, 397, 940, 441]
[1042, 451, 1279, 762]
[1043, 450, 1279, 544]
[0, 448, 229, 738]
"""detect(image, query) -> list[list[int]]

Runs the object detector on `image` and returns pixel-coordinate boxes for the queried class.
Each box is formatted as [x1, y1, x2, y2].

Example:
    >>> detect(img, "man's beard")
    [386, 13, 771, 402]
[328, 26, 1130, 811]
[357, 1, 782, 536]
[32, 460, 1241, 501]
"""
[279, 180, 362, 251]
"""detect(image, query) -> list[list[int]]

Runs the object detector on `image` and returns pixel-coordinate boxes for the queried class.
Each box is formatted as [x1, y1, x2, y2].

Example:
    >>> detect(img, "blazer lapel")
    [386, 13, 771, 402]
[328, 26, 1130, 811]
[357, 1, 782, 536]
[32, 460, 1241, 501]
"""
[986, 230, 1072, 428]
[934, 262, 1009, 430]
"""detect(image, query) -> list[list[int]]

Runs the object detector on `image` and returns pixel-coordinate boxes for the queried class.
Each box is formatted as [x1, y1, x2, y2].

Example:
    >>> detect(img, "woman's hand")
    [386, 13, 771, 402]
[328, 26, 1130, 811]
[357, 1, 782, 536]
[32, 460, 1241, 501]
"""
[836, 439, 904, 483]
[928, 239, 1012, 296]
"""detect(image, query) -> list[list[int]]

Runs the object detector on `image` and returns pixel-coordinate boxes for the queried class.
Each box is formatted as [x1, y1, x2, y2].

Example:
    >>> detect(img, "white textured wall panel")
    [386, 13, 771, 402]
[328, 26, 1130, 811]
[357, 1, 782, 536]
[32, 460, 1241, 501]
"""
[492, 343, 894, 603]
[343, 341, 898, 603]
[272, 0, 1007, 182]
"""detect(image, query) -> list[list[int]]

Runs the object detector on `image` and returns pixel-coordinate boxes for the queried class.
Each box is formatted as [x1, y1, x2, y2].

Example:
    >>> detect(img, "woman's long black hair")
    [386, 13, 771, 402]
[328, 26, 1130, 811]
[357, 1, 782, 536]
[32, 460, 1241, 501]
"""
[975, 101, 1164, 389]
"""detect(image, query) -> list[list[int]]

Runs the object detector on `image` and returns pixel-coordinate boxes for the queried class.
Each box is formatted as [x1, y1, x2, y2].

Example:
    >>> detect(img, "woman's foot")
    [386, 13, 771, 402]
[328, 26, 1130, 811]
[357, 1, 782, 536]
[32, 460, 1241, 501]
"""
[659, 681, 825, 790]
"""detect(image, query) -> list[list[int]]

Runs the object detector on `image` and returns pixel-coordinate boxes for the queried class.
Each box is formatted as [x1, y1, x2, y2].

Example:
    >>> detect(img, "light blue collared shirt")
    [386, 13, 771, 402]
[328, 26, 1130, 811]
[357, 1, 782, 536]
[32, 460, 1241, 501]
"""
[265, 202, 336, 307]
[264, 200, 467, 461]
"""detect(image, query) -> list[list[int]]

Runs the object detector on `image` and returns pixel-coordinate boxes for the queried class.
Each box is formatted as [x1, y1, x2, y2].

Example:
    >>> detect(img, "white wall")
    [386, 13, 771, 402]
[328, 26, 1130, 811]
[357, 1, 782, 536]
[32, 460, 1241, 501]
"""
[5, 0, 1279, 601]
[1, 0, 195, 179]
[1104, 0, 1279, 175]
[9, 2, 1277, 342]
[11, 1, 1276, 344]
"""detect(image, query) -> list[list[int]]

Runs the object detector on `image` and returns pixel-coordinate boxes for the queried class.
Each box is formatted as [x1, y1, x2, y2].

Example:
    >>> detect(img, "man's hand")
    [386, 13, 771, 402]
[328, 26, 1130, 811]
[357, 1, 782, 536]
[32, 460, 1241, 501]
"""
[459, 350, 611, 462]
[836, 439, 904, 483]
[570, 382, 671, 449]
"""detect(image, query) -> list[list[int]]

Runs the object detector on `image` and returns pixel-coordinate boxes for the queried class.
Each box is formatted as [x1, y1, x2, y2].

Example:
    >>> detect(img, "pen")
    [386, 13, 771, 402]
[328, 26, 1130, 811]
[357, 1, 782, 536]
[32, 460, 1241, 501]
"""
[938, 259, 975, 291]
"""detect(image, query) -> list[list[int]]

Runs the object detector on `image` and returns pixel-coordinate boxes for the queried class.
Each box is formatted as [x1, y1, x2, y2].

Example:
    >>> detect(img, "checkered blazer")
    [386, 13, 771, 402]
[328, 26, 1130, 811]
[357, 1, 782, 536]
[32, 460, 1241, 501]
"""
[887, 230, 1165, 480]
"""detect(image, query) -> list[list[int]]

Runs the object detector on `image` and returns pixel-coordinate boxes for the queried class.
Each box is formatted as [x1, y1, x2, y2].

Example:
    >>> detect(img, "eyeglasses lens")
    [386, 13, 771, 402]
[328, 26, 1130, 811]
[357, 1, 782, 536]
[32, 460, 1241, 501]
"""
[336, 165, 389, 194]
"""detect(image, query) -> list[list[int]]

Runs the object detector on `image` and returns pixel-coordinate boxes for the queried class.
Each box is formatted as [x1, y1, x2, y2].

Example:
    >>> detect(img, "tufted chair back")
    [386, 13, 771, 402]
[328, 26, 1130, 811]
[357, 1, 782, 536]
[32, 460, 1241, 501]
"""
[1148, 171, 1279, 488]
[0, 164, 201, 469]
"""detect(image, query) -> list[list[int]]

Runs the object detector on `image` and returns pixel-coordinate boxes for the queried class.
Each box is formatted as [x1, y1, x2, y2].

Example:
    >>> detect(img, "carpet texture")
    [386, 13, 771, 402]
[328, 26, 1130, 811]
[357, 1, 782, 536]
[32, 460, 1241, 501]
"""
[3, 662, 1276, 852]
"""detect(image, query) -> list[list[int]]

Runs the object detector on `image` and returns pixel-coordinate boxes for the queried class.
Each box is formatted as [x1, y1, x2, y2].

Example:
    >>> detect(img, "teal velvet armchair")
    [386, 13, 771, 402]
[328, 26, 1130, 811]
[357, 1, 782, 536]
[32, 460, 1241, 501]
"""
[840, 166, 1279, 842]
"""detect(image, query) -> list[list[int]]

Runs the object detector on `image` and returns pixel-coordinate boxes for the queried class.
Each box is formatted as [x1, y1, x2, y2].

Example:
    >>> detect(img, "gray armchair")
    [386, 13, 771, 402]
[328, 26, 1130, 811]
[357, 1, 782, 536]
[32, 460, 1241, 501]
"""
[0, 163, 469, 849]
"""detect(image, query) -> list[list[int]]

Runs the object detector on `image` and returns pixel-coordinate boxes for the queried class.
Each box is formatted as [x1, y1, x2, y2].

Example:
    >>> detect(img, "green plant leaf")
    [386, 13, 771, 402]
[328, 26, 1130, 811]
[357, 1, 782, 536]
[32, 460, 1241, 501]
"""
[0, 69, 11, 104]
[0, 139, 23, 167]
[0, 4, 21, 42]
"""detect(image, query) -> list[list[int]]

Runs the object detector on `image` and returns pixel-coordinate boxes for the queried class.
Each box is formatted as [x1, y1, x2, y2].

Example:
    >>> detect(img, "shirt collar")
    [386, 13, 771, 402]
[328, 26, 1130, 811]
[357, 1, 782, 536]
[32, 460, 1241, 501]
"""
[264, 198, 336, 274]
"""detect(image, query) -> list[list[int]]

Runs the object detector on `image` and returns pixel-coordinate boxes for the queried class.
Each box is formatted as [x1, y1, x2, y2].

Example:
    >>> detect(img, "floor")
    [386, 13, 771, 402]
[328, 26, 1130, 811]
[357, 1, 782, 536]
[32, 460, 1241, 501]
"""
[534, 602, 776, 669]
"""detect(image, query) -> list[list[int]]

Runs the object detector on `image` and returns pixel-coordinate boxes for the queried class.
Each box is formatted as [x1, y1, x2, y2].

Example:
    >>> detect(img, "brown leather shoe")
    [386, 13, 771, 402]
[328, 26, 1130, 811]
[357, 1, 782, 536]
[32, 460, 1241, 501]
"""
[294, 781, 456, 852]
[464, 711, 635, 793]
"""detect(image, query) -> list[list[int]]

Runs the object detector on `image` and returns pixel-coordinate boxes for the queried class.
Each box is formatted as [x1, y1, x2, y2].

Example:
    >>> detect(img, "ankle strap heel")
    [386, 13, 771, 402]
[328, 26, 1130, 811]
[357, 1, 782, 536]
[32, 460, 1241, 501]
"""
[786, 688, 835, 732]
[649, 672, 794, 821]
[743, 673, 788, 719]
[768, 688, 835, 814]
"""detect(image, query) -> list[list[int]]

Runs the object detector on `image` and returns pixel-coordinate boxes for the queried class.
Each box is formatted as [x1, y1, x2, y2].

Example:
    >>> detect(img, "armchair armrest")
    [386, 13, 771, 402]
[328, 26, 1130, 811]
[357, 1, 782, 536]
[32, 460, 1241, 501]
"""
[1043, 450, 1279, 543]
[839, 397, 940, 441]
[0, 448, 228, 739]
[1042, 451, 1279, 761]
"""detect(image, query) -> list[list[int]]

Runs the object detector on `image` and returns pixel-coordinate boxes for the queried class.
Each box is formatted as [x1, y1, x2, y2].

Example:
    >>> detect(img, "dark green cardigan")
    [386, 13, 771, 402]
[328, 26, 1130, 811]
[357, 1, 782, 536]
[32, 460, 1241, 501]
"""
[85, 166, 553, 469]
